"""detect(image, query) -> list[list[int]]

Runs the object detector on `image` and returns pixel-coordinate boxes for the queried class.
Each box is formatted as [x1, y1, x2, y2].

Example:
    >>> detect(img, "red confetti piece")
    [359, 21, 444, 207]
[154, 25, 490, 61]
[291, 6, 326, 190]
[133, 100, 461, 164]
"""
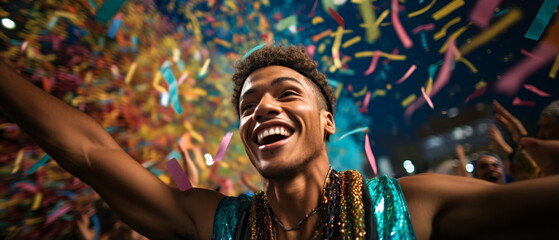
[46, 205, 72, 224]
[412, 23, 435, 34]
[308, 0, 319, 17]
[421, 86, 434, 109]
[328, 7, 345, 28]
[364, 135, 378, 176]
[359, 91, 372, 113]
[465, 86, 487, 103]
[523, 84, 550, 97]
[512, 96, 537, 106]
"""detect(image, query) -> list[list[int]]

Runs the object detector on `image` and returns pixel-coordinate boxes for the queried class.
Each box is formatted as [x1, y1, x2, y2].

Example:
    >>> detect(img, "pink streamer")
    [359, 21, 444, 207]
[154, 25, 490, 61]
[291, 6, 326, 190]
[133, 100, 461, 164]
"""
[512, 97, 537, 106]
[358, 91, 372, 113]
[395, 64, 417, 84]
[46, 205, 72, 224]
[405, 39, 457, 117]
[166, 158, 193, 191]
[364, 51, 381, 75]
[495, 42, 558, 96]
[214, 131, 233, 162]
[520, 49, 544, 61]
[177, 72, 189, 85]
[364, 135, 378, 176]
[391, 0, 413, 49]
[307, 44, 316, 58]
[421, 87, 434, 109]
[412, 24, 435, 34]
[523, 84, 550, 97]
[15, 182, 38, 193]
[470, 0, 503, 28]
[465, 86, 487, 103]
[307, 0, 319, 17]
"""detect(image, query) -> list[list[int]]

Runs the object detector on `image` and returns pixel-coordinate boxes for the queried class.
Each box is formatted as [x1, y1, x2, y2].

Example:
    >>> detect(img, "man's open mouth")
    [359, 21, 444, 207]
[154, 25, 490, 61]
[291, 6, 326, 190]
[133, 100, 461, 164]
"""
[257, 126, 293, 145]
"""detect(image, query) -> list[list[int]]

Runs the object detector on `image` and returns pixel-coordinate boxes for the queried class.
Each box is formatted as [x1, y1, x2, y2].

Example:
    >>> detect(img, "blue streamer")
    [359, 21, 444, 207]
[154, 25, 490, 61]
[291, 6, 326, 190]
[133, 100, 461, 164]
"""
[242, 43, 266, 60]
[91, 215, 101, 240]
[524, 0, 559, 40]
[107, 19, 123, 38]
[420, 32, 429, 50]
[26, 154, 51, 174]
[160, 63, 183, 114]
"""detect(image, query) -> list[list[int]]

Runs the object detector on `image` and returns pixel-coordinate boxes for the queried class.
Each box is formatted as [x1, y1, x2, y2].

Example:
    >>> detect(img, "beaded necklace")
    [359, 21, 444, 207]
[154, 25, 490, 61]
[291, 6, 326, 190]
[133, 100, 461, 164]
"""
[248, 169, 366, 239]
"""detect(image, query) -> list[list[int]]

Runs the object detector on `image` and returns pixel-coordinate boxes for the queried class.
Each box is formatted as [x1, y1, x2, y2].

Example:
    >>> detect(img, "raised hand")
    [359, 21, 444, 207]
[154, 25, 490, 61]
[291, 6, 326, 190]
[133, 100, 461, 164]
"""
[492, 100, 528, 144]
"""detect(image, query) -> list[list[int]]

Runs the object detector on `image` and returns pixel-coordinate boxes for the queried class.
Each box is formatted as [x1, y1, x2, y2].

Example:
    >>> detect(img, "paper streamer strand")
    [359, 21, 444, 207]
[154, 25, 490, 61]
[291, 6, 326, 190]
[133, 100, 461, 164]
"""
[166, 158, 193, 191]
[395, 64, 417, 84]
[214, 131, 234, 162]
[495, 41, 559, 96]
[421, 87, 434, 109]
[27, 154, 52, 174]
[523, 84, 551, 97]
[391, 0, 413, 49]
[364, 51, 381, 75]
[328, 7, 345, 28]
[338, 126, 369, 141]
[365, 135, 378, 176]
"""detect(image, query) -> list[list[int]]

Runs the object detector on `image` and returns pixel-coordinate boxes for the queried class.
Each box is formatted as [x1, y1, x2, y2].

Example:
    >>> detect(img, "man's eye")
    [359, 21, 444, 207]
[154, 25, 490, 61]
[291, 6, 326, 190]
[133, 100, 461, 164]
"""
[241, 104, 255, 112]
[280, 91, 298, 98]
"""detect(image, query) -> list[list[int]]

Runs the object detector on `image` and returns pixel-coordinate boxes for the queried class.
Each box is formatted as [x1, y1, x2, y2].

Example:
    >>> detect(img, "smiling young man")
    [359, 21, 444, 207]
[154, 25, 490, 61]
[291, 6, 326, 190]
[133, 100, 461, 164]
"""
[1, 45, 558, 239]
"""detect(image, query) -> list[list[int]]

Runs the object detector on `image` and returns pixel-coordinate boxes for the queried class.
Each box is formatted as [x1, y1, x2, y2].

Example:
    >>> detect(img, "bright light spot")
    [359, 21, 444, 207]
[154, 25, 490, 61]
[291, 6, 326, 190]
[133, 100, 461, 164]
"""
[204, 153, 214, 166]
[447, 107, 459, 118]
[452, 128, 465, 140]
[426, 136, 443, 148]
[463, 126, 474, 137]
[1, 18, 15, 29]
[466, 163, 474, 173]
[403, 160, 415, 173]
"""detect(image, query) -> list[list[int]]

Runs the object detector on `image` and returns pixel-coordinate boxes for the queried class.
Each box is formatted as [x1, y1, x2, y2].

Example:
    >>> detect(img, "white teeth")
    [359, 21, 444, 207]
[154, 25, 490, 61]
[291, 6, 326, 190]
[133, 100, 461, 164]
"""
[257, 126, 292, 144]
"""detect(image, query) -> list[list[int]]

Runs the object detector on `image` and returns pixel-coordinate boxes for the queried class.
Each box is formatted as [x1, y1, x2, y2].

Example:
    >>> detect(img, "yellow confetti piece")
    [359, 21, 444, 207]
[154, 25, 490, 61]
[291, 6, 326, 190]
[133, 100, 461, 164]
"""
[358, 0, 380, 43]
[438, 24, 470, 53]
[173, 48, 181, 62]
[23, 217, 43, 225]
[214, 38, 232, 48]
[342, 36, 362, 48]
[373, 89, 387, 97]
[425, 77, 433, 94]
[312, 16, 324, 25]
[457, 57, 478, 73]
[374, 10, 390, 28]
[408, 0, 437, 18]
[312, 29, 332, 42]
[402, 94, 417, 107]
[159, 175, 171, 184]
[433, 17, 461, 40]
[11, 149, 23, 174]
[550, 53, 559, 79]
[475, 80, 487, 89]
[432, 0, 464, 21]
[199, 59, 211, 77]
[329, 29, 353, 37]
[31, 192, 43, 211]
[353, 86, 368, 97]
[124, 62, 138, 84]
[152, 72, 167, 93]
[184, 122, 205, 143]
[335, 82, 344, 99]
[354, 51, 407, 60]
[386, 84, 392, 90]
[459, 8, 522, 56]
[332, 26, 344, 69]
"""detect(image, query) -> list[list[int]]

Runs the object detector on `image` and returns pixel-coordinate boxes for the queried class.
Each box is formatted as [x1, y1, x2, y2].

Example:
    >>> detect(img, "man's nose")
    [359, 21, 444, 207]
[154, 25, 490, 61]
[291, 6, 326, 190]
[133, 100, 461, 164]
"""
[253, 94, 281, 122]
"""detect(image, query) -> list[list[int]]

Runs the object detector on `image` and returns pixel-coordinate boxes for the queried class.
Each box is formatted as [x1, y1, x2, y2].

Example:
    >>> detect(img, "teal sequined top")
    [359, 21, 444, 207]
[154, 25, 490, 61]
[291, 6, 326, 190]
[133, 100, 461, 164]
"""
[211, 175, 416, 239]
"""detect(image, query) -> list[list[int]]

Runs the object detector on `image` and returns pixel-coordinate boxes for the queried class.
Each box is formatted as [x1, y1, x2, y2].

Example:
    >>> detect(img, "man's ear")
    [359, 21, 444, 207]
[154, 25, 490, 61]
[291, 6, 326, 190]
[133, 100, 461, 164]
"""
[322, 110, 336, 135]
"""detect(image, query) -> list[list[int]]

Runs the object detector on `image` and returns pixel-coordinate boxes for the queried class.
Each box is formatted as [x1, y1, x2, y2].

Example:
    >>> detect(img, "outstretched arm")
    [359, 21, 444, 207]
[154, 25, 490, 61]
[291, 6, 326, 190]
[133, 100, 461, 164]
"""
[492, 100, 528, 144]
[0, 60, 223, 239]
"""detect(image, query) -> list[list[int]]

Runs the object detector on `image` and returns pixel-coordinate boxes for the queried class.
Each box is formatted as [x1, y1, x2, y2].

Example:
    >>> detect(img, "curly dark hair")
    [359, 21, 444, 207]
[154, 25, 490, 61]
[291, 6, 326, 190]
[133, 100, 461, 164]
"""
[231, 44, 336, 117]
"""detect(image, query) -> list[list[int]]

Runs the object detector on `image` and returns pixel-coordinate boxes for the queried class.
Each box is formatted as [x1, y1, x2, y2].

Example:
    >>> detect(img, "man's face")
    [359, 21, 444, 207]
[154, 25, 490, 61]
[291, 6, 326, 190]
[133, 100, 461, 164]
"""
[475, 156, 503, 183]
[537, 116, 559, 140]
[238, 66, 334, 179]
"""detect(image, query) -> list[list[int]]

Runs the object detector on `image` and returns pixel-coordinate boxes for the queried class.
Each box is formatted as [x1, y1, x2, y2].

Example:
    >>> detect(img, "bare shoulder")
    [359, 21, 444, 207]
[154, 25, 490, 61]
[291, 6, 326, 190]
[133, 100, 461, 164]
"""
[180, 188, 225, 239]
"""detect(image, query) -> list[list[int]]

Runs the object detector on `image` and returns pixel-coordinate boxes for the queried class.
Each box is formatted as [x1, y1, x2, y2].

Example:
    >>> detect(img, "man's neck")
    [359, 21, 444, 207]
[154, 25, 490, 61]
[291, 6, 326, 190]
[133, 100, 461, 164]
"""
[263, 156, 331, 239]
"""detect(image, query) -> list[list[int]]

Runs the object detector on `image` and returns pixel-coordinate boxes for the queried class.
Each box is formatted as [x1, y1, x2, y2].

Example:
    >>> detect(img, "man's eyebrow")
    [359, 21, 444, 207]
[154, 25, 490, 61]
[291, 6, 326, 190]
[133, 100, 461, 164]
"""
[240, 77, 304, 101]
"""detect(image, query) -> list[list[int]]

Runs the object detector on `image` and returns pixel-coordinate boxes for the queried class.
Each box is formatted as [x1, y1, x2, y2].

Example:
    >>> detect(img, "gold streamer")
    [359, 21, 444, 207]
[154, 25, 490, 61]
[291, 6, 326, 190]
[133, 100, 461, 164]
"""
[402, 94, 417, 107]
[408, 0, 437, 18]
[432, 0, 465, 21]
[342, 36, 362, 48]
[459, 8, 522, 56]
[433, 17, 461, 40]
[549, 53, 559, 79]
